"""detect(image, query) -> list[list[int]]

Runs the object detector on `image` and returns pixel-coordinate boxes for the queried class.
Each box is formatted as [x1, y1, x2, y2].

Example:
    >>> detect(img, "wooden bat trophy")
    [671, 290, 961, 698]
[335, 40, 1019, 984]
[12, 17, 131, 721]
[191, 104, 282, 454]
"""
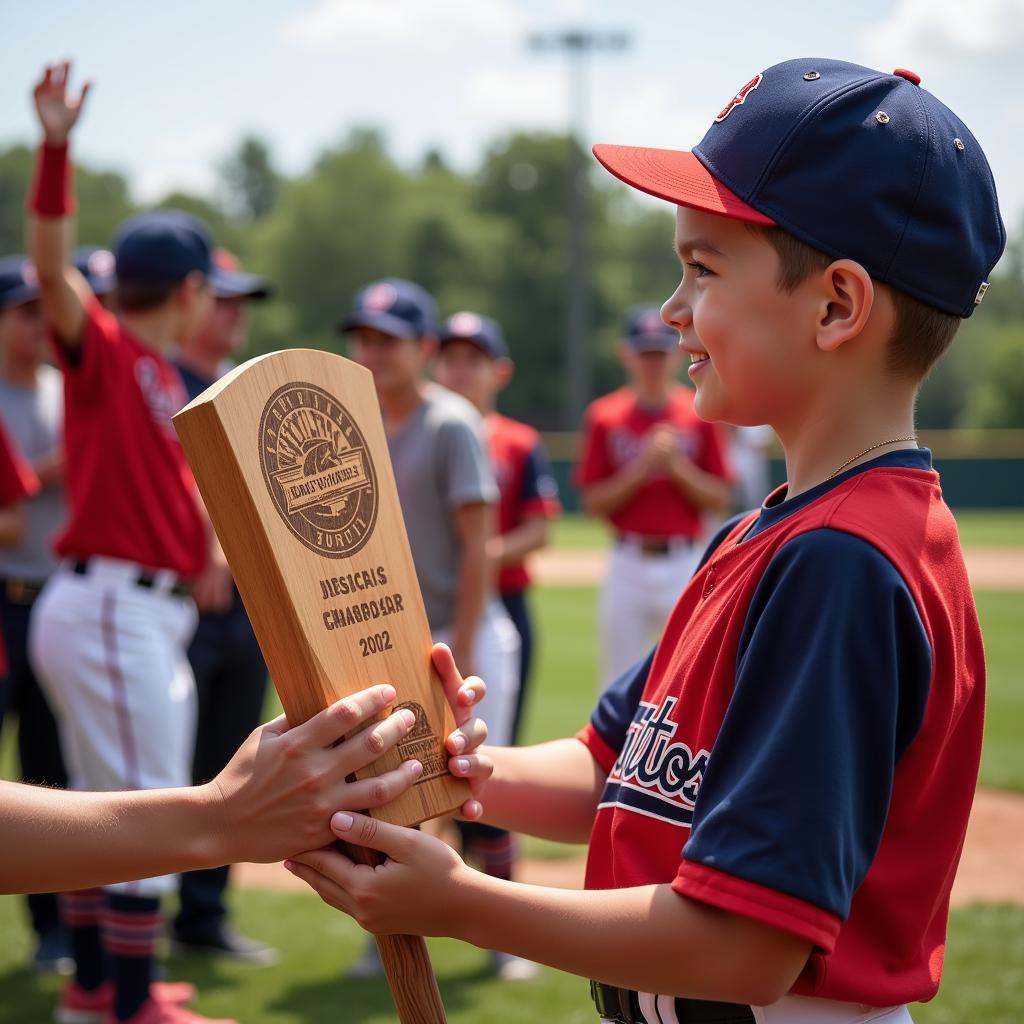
[174, 349, 470, 1024]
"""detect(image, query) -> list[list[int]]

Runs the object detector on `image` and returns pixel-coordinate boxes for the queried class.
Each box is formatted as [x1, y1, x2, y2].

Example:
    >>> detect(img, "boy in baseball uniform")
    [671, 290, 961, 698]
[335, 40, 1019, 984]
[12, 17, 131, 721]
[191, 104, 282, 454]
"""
[287, 58, 1001, 1024]
[577, 307, 732, 687]
[26, 61, 235, 1024]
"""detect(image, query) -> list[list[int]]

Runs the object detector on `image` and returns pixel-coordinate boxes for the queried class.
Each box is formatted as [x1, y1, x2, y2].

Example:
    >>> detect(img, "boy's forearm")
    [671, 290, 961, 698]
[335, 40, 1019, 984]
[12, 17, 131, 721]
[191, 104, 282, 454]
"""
[490, 515, 549, 566]
[581, 460, 647, 518]
[455, 876, 807, 1006]
[668, 457, 732, 513]
[477, 738, 603, 842]
[0, 782, 224, 894]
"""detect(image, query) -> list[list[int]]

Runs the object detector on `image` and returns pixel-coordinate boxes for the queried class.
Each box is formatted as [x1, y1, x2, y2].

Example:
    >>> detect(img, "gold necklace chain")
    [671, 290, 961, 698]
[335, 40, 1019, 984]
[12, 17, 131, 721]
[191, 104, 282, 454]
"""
[828, 436, 918, 480]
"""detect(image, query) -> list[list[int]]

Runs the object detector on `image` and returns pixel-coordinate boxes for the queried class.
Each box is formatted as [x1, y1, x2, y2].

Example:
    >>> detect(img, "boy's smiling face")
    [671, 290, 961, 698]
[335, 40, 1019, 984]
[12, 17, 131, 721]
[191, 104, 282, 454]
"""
[663, 206, 819, 429]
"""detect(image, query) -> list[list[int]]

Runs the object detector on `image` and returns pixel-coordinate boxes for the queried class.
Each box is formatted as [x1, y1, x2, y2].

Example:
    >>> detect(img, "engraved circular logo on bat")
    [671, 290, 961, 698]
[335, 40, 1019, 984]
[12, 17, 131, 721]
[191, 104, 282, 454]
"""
[395, 701, 447, 783]
[259, 382, 379, 558]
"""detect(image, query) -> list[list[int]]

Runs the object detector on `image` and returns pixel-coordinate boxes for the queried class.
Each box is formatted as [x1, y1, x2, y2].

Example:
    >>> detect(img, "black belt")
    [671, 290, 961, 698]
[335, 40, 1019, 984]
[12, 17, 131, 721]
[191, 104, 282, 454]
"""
[591, 981, 754, 1024]
[1, 577, 46, 605]
[71, 559, 192, 598]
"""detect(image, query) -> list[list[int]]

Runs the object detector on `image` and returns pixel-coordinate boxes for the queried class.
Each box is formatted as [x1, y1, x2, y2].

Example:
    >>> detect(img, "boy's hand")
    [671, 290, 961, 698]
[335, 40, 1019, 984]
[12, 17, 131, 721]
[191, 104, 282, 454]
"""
[286, 811, 473, 939]
[431, 643, 492, 819]
[33, 61, 91, 145]
[209, 684, 424, 865]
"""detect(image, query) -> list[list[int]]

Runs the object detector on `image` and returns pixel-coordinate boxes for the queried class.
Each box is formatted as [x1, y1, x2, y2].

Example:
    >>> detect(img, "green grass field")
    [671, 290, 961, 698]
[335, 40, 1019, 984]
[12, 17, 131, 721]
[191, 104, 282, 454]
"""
[1, 513, 1022, 1021]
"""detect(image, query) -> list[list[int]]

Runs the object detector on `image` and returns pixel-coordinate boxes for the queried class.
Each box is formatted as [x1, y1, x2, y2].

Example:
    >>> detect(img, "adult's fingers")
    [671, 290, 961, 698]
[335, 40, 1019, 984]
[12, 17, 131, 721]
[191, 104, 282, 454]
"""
[330, 707, 418, 780]
[258, 712, 290, 737]
[332, 759, 423, 810]
[293, 685, 397, 749]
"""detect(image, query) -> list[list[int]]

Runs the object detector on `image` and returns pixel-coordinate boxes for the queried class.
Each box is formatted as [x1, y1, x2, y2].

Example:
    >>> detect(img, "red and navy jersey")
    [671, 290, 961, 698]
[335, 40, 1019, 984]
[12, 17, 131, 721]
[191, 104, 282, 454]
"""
[578, 449, 983, 1005]
[52, 296, 206, 578]
[575, 385, 730, 538]
[487, 412, 561, 594]
[0, 419, 39, 676]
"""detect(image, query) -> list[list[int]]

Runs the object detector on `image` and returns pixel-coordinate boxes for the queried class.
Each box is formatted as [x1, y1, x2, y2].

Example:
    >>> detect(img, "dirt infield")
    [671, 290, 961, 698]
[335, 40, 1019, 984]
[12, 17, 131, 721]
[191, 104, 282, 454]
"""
[235, 788, 1024, 907]
[531, 547, 1024, 589]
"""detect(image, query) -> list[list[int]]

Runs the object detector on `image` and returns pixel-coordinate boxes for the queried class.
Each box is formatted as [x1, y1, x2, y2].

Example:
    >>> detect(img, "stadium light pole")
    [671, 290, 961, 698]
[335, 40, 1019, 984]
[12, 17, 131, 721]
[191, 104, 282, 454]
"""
[528, 29, 631, 429]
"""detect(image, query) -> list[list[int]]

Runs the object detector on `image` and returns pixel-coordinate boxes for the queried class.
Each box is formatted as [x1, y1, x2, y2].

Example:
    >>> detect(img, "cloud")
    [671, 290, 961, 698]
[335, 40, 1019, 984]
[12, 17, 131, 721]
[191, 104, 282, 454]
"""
[863, 0, 1024, 64]
[459, 66, 568, 132]
[286, 0, 523, 52]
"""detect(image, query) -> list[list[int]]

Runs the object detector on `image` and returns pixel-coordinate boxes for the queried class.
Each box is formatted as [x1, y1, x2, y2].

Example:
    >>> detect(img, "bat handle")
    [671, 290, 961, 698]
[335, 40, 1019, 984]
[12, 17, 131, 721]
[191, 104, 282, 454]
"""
[341, 842, 448, 1024]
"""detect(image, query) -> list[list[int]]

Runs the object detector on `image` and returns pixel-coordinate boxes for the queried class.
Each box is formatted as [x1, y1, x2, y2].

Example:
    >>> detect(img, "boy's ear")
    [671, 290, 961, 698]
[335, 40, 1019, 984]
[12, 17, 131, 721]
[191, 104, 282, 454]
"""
[494, 357, 514, 392]
[815, 260, 874, 353]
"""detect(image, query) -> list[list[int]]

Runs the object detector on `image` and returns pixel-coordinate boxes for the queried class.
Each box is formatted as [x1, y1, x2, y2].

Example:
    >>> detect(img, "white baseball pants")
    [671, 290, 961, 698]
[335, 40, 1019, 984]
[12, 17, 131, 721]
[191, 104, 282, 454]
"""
[29, 559, 198, 896]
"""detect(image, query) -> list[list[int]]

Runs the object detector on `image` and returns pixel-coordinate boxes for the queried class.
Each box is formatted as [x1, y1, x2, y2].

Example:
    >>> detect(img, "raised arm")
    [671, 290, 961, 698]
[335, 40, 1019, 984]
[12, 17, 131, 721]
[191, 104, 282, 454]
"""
[27, 61, 94, 348]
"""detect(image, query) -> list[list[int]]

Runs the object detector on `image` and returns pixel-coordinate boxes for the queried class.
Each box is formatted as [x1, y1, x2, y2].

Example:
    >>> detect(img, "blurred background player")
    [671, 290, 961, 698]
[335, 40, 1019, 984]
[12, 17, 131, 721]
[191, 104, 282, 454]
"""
[25, 62, 234, 1024]
[728, 425, 776, 512]
[434, 311, 560, 741]
[434, 310, 561, 980]
[0, 254, 72, 975]
[169, 248, 277, 966]
[339, 280, 521, 979]
[74, 245, 117, 311]
[576, 306, 732, 688]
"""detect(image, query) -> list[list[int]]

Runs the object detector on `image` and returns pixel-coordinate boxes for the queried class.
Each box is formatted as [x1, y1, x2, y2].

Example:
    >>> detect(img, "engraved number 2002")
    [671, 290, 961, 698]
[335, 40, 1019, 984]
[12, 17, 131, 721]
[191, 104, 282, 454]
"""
[360, 631, 393, 657]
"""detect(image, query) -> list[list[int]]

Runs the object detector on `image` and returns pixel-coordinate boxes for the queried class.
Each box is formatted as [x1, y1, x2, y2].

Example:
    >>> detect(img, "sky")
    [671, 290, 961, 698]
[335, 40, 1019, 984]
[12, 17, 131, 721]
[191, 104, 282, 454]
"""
[3, 0, 1024, 232]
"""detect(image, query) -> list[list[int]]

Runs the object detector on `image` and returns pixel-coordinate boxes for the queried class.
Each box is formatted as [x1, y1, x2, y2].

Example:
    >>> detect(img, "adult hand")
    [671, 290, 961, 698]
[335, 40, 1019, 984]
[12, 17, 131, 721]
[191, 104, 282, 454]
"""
[431, 643, 491, 820]
[191, 560, 234, 614]
[33, 61, 91, 145]
[286, 811, 473, 939]
[208, 685, 424, 865]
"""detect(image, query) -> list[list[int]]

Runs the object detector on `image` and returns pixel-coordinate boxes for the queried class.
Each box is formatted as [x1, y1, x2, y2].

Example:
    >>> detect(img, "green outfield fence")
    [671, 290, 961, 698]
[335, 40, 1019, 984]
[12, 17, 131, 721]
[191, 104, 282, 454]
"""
[542, 429, 1024, 512]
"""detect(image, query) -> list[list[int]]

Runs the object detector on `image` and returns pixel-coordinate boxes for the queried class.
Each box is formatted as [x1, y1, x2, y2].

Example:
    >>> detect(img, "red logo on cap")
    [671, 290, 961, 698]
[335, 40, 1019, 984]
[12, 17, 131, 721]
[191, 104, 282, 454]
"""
[363, 282, 397, 311]
[715, 73, 763, 123]
[450, 311, 482, 336]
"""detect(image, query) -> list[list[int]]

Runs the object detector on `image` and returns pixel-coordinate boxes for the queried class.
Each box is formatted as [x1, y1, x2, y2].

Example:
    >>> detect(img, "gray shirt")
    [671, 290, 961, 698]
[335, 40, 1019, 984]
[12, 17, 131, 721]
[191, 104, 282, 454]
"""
[387, 383, 497, 631]
[0, 364, 66, 582]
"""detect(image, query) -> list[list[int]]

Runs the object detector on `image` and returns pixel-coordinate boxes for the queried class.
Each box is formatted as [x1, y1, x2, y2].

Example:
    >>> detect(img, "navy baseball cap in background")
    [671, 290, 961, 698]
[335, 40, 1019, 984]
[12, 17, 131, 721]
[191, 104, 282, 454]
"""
[594, 58, 1006, 318]
[0, 256, 40, 311]
[209, 248, 271, 300]
[438, 311, 509, 359]
[73, 246, 115, 297]
[624, 305, 678, 353]
[338, 278, 438, 339]
[113, 209, 212, 283]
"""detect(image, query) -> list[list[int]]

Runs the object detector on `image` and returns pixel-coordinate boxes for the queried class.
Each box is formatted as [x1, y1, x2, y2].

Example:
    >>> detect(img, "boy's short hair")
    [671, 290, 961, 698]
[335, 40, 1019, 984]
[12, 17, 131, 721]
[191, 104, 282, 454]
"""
[115, 278, 179, 312]
[753, 225, 961, 380]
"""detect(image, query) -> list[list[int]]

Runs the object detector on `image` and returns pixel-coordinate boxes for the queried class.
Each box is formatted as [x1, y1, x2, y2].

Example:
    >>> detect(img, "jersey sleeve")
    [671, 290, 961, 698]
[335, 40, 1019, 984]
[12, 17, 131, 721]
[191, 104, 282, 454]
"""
[575, 406, 613, 487]
[519, 439, 562, 518]
[577, 647, 656, 773]
[50, 294, 120, 405]
[672, 529, 932, 951]
[0, 418, 40, 506]
[439, 415, 499, 510]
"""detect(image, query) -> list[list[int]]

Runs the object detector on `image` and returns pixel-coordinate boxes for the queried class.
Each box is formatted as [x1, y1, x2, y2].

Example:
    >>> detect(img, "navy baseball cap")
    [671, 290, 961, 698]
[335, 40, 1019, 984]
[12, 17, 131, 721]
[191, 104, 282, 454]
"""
[594, 59, 1006, 318]
[209, 248, 271, 300]
[624, 305, 678, 353]
[438, 311, 509, 359]
[0, 256, 40, 311]
[113, 209, 213, 284]
[73, 246, 115, 297]
[338, 278, 438, 339]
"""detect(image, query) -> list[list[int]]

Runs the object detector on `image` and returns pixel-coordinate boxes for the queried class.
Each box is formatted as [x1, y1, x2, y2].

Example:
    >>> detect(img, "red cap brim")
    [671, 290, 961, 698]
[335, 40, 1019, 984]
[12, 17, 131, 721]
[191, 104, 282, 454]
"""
[592, 144, 774, 226]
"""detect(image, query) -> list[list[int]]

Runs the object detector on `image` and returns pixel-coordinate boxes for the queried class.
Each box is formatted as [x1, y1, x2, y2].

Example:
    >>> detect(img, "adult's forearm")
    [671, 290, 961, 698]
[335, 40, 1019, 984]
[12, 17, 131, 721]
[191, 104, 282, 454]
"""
[451, 543, 489, 661]
[0, 782, 223, 895]
[477, 738, 603, 843]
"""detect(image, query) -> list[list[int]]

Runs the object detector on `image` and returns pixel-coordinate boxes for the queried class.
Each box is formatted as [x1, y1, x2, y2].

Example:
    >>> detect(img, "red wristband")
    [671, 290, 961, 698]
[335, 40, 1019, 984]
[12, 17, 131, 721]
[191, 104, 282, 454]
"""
[28, 142, 75, 218]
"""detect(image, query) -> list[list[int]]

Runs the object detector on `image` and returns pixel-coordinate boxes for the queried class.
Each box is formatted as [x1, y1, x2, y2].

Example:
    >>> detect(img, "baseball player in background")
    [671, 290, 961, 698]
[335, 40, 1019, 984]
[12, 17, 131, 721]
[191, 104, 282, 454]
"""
[0, 254, 72, 975]
[434, 309, 562, 981]
[25, 61, 235, 1024]
[169, 248, 277, 967]
[576, 307, 732, 688]
[339, 279, 520, 979]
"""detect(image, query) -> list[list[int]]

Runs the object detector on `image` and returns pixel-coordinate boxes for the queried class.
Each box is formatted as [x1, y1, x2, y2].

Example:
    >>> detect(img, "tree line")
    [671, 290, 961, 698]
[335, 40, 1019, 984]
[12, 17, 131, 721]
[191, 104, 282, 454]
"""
[1, 131, 1022, 430]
